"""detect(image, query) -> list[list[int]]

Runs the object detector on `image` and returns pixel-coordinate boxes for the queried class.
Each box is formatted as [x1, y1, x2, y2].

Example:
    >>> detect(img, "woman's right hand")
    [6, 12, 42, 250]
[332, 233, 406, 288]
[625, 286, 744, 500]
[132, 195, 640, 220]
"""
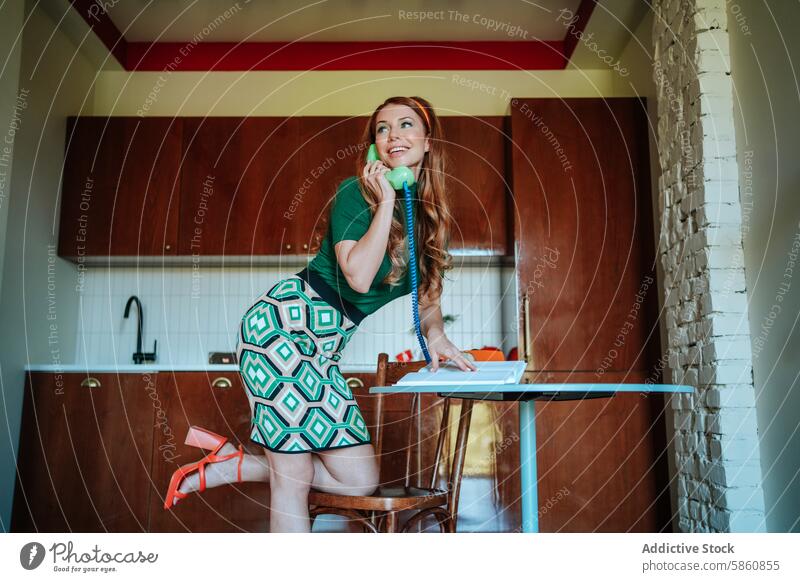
[362, 160, 395, 206]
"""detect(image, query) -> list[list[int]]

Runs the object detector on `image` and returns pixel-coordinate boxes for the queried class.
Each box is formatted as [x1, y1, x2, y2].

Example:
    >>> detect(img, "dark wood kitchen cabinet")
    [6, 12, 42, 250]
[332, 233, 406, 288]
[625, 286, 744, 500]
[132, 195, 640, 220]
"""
[58, 117, 182, 258]
[178, 116, 369, 257]
[293, 116, 368, 256]
[58, 116, 511, 261]
[149, 371, 270, 532]
[152, 370, 512, 533]
[12, 372, 158, 532]
[178, 115, 511, 258]
[177, 117, 301, 256]
[440, 116, 511, 254]
[12, 371, 270, 532]
[12, 370, 394, 532]
[13, 370, 521, 532]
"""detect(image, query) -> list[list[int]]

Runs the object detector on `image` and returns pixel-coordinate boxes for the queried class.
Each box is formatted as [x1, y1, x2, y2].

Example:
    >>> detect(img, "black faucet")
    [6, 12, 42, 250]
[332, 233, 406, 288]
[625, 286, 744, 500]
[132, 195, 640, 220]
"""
[123, 295, 157, 364]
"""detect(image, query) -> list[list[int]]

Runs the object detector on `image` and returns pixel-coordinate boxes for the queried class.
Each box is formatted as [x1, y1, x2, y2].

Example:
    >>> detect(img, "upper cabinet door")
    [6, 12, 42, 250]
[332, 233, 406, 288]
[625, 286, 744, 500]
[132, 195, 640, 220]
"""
[291, 116, 368, 256]
[440, 117, 510, 255]
[178, 117, 298, 255]
[59, 117, 182, 257]
[511, 98, 659, 372]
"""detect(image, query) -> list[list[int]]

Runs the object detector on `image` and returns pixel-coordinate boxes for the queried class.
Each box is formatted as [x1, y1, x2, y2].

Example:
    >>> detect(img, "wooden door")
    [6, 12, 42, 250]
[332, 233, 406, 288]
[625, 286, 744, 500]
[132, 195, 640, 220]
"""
[11, 373, 156, 532]
[511, 98, 659, 372]
[58, 117, 182, 257]
[178, 117, 298, 256]
[148, 371, 270, 532]
[507, 97, 669, 532]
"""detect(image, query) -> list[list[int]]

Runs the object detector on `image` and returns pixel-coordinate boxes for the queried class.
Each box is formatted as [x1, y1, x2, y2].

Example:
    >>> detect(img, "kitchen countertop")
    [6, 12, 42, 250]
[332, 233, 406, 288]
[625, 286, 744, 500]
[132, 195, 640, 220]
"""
[25, 363, 378, 373]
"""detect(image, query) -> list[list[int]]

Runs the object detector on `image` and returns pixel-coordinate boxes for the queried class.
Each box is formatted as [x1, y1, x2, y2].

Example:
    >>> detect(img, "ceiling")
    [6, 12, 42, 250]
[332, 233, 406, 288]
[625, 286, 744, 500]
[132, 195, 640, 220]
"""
[103, 0, 585, 43]
[42, 0, 649, 71]
[568, 0, 648, 69]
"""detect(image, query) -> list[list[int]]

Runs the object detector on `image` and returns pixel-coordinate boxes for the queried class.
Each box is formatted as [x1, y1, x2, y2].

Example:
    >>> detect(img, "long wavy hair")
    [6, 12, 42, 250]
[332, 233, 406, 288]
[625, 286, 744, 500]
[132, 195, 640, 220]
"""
[351, 96, 453, 301]
[355, 97, 453, 298]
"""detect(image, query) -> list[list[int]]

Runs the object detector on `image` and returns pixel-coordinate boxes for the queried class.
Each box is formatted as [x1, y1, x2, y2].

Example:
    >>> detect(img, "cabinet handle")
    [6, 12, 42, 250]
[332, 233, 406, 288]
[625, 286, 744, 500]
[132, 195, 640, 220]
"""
[303, 243, 308, 250]
[212, 377, 232, 390]
[165, 244, 172, 251]
[285, 244, 292, 251]
[81, 377, 101, 389]
[522, 293, 532, 367]
[345, 377, 364, 390]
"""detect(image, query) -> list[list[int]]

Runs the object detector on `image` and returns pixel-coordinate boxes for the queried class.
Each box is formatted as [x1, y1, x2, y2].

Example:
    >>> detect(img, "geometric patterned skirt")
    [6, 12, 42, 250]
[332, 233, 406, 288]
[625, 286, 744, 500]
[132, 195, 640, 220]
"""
[236, 274, 371, 454]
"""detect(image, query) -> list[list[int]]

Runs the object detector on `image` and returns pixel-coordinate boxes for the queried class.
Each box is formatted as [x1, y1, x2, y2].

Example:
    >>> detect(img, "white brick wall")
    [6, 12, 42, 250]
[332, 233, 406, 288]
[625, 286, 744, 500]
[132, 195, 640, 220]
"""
[652, 0, 766, 532]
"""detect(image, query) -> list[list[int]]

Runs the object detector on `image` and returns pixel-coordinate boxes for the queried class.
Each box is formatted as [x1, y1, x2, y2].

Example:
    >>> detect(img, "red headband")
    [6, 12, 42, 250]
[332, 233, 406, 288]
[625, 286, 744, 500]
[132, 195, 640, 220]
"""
[408, 97, 431, 128]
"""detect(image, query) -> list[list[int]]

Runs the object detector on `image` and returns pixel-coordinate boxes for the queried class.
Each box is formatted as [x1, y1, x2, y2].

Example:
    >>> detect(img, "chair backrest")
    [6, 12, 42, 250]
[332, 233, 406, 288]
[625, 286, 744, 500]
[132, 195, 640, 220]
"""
[373, 352, 452, 489]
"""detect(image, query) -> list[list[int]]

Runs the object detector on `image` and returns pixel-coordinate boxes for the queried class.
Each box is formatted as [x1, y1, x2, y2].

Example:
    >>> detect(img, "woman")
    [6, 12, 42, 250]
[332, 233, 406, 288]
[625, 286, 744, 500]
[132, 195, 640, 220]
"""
[163, 96, 477, 532]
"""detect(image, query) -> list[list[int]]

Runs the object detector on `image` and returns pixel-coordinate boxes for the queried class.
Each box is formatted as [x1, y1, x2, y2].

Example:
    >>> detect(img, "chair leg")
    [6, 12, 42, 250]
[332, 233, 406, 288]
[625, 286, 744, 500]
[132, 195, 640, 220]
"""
[401, 507, 452, 533]
[369, 509, 377, 529]
[382, 511, 398, 533]
[446, 514, 456, 533]
[447, 399, 474, 533]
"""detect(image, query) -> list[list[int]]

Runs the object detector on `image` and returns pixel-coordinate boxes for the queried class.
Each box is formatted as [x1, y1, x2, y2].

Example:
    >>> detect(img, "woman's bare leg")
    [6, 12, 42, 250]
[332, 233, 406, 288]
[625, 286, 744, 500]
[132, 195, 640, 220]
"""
[171, 441, 379, 501]
[267, 443, 379, 532]
[170, 440, 380, 533]
[311, 444, 380, 496]
[267, 450, 315, 532]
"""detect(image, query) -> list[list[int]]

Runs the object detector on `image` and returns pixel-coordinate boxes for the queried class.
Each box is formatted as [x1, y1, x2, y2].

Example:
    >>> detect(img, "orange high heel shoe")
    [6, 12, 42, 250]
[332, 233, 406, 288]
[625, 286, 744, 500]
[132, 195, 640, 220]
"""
[163, 426, 245, 510]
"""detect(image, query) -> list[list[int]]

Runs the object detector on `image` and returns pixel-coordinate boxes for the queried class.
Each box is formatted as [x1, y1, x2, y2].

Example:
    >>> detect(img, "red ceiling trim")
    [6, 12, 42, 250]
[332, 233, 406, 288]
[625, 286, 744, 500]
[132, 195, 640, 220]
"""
[70, 0, 596, 71]
[126, 41, 565, 71]
[563, 0, 598, 61]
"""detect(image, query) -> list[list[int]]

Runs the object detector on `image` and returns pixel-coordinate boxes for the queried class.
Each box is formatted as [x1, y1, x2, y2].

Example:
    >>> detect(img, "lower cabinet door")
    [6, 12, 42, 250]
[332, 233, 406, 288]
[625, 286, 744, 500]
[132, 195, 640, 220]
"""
[12, 372, 156, 532]
[148, 372, 270, 532]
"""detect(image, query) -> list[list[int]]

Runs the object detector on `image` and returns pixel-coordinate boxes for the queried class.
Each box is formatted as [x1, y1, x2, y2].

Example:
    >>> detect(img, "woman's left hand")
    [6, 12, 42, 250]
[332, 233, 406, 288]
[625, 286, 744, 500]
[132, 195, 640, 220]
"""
[425, 330, 478, 372]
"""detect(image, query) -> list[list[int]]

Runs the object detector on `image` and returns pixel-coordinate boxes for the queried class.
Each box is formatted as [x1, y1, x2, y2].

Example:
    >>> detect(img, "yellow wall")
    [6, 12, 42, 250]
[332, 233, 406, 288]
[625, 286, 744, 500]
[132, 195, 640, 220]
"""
[91, 68, 637, 116]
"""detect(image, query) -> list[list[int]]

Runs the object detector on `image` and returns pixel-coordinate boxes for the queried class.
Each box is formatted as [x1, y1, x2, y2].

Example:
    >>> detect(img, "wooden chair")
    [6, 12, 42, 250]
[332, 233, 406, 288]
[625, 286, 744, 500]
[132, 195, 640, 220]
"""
[308, 352, 474, 533]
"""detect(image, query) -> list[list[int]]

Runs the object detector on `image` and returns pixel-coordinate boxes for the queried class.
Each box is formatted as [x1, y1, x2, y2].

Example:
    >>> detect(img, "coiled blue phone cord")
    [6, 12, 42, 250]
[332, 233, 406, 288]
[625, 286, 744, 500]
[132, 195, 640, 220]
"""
[402, 181, 432, 364]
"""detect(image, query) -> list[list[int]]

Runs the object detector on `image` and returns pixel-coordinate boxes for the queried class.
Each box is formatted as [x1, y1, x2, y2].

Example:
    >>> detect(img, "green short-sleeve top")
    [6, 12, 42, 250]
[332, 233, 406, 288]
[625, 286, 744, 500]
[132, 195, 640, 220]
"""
[306, 175, 418, 318]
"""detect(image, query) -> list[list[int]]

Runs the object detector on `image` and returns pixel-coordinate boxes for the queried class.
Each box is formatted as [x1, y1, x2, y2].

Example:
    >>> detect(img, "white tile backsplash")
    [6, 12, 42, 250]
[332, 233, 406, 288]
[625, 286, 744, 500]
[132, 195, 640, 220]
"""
[75, 265, 518, 368]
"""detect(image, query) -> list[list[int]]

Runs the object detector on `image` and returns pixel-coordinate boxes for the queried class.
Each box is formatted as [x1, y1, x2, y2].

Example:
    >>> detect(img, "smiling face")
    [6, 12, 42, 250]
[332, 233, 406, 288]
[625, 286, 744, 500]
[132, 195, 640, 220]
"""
[374, 103, 430, 178]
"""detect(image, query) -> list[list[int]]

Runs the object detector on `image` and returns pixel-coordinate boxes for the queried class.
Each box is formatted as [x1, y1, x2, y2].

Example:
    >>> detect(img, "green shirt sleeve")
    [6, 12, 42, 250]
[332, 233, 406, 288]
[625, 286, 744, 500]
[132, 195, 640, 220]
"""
[331, 177, 373, 245]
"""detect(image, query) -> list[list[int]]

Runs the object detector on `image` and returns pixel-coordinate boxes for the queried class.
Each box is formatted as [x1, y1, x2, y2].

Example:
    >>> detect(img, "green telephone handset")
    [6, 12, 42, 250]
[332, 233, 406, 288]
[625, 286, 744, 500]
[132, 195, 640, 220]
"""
[366, 143, 416, 190]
